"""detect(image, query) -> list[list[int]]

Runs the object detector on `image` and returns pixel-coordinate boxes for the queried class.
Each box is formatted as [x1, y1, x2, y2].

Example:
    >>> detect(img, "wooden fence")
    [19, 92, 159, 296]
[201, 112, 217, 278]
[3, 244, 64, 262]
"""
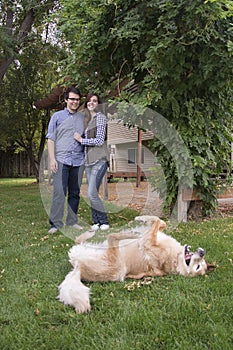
[0, 150, 35, 178]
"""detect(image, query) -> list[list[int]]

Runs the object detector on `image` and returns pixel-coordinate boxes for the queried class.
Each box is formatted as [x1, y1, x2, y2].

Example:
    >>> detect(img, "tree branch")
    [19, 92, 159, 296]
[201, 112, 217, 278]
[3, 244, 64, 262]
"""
[0, 9, 36, 82]
[17, 9, 35, 41]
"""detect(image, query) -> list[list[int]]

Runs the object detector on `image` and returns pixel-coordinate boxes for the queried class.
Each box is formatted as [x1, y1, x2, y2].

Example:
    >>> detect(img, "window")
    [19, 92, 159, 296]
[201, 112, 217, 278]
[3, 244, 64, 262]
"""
[128, 148, 144, 164]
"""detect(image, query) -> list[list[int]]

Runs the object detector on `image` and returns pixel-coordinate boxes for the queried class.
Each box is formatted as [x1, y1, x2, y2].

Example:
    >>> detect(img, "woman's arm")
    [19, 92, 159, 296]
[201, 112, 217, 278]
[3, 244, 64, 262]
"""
[74, 113, 107, 146]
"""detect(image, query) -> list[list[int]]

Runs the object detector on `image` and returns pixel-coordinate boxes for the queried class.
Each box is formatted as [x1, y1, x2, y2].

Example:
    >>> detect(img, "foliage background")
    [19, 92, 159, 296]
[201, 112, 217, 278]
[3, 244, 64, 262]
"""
[57, 0, 233, 215]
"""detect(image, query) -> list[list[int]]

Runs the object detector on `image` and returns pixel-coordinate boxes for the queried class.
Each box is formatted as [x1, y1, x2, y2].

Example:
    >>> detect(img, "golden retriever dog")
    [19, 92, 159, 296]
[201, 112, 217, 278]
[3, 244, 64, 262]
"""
[58, 215, 213, 313]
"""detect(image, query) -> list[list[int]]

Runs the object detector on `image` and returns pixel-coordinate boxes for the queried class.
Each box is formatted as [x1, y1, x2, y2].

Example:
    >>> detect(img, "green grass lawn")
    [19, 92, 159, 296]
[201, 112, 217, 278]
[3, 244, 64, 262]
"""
[0, 178, 232, 350]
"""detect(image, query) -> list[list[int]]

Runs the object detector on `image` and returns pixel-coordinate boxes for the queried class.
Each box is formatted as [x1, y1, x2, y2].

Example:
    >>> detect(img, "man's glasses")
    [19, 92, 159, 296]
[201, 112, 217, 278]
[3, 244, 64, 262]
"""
[68, 98, 80, 102]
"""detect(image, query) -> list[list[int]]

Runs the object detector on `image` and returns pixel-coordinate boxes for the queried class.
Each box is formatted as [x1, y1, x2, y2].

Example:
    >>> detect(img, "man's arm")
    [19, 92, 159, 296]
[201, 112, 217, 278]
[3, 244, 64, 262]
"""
[47, 139, 58, 173]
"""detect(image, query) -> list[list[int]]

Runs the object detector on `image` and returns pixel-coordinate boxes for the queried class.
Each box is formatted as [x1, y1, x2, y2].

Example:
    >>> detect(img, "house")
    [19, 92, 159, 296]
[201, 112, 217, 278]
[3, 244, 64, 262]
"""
[107, 119, 156, 181]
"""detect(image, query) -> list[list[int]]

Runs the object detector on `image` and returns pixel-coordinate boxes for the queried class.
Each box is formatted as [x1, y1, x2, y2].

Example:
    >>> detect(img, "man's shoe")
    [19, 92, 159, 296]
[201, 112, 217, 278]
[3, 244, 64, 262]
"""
[91, 223, 100, 231]
[72, 224, 83, 230]
[100, 224, 110, 231]
[48, 227, 58, 234]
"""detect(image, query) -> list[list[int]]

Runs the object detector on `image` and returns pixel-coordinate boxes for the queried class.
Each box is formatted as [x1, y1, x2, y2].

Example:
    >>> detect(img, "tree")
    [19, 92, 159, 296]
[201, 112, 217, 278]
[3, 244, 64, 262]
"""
[0, 0, 59, 82]
[58, 0, 233, 217]
[0, 37, 66, 181]
[0, 0, 69, 180]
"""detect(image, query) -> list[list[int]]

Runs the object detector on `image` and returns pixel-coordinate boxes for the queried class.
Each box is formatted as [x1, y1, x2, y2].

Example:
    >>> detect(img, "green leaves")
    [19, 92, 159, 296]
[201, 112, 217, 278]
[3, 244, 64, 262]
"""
[55, 0, 233, 216]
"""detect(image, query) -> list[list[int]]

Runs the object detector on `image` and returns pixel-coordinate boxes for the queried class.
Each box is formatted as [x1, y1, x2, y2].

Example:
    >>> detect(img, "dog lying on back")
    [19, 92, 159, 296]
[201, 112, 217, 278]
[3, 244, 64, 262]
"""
[58, 215, 213, 313]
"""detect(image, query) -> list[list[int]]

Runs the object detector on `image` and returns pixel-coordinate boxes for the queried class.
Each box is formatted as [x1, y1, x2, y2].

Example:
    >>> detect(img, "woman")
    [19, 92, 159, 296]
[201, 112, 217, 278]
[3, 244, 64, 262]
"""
[74, 93, 110, 231]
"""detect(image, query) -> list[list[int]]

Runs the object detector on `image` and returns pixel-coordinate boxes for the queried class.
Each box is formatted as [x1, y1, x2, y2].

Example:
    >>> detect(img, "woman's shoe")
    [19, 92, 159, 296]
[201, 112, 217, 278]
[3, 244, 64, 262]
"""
[100, 224, 110, 231]
[48, 227, 58, 234]
[91, 223, 100, 231]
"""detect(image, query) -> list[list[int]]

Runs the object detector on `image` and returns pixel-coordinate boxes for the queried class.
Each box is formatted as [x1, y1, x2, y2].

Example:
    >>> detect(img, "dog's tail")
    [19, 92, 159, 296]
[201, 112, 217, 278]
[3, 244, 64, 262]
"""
[57, 263, 91, 313]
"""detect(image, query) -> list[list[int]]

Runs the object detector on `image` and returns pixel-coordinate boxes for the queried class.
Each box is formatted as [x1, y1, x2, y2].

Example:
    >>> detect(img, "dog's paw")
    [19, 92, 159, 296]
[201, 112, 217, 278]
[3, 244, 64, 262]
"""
[75, 231, 95, 245]
[135, 215, 159, 223]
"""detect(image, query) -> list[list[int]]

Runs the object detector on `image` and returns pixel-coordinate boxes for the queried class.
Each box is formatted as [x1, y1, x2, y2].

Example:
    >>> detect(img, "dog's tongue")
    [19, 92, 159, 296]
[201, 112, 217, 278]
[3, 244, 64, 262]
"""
[185, 253, 192, 261]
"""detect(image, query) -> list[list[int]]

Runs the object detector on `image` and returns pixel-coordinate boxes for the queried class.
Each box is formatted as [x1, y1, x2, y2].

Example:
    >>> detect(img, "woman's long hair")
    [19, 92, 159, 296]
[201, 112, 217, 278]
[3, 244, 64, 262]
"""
[84, 93, 102, 128]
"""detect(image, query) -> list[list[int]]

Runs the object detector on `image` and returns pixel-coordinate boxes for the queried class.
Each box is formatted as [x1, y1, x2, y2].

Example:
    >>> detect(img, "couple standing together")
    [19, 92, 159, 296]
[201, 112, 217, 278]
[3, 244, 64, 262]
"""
[46, 86, 110, 234]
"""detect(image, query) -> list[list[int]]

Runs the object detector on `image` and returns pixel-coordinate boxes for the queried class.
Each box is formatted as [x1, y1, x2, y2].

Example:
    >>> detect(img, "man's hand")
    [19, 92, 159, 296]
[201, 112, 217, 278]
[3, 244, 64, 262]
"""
[50, 158, 58, 173]
[47, 139, 57, 173]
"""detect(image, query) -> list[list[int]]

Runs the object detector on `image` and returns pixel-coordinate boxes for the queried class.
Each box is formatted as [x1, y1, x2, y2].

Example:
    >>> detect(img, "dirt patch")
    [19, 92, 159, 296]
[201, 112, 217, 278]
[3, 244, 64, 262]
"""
[81, 180, 163, 216]
[81, 181, 233, 219]
[217, 199, 233, 217]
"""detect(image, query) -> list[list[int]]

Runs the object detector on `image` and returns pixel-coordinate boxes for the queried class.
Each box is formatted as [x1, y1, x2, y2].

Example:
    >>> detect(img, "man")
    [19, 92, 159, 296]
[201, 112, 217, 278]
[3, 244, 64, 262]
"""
[46, 86, 85, 234]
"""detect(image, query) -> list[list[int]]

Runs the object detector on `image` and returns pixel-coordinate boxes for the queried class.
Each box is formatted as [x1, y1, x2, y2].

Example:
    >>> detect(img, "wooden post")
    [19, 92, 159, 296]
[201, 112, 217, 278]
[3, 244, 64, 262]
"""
[177, 188, 188, 223]
[102, 101, 109, 200]
[136, 128, 142, 187]
[102, 170, 108, 200]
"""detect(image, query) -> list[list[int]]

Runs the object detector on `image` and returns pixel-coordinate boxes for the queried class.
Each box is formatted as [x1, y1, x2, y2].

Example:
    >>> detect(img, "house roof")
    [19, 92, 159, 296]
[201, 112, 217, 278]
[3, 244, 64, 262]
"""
[34, 77, 138, 111]
[108, 120, 154, 145]
[34, 84, 65, 110]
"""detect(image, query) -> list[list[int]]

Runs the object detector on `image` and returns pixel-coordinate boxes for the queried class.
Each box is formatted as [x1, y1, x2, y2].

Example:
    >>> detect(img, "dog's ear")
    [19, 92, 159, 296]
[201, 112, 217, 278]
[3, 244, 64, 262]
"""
[206, 262, 216, 272]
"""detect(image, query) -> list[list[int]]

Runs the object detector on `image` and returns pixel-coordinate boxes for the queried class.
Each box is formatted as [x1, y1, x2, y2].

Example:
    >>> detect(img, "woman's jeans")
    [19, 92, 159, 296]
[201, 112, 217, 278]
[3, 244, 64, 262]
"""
[85, 160, 108, 225]
[49, 162, 84, 228]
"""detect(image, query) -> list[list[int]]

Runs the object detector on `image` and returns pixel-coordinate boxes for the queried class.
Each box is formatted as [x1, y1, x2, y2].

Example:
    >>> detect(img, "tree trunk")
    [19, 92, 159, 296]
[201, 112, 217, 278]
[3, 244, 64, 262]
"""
[36, 111, 50, 183]
[0, 57, 14, 81]
[0, 9, 35, 83]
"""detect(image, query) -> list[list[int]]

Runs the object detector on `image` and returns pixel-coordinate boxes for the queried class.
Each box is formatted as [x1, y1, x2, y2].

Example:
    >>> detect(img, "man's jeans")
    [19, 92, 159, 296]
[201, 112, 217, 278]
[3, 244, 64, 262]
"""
[49, 162, 84, 228]
[85, 160, 108, 225]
